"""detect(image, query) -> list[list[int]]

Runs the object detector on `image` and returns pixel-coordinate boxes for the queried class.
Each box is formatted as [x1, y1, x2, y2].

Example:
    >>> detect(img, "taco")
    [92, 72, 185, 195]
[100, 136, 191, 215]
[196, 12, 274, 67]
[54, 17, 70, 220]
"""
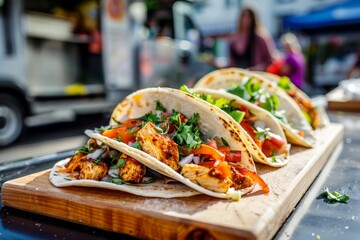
[50, 137, 200, 198]
[255, 71, 327, 130]
[194, 68, 316, 148]
[180, 86, 290, 167]
[84, 87, 269, 200]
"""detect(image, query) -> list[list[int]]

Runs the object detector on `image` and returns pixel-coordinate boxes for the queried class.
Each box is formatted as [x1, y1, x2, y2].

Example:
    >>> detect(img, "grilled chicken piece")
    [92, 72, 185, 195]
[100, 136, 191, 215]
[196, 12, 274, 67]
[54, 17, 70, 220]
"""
[228, 163, 254, 190]
[65, 152, 86, 172]
[79, 161, 108, 180]
[181, 164, 233, 193]
[136, 122, 180, 171]
[118, 157, 146, 183]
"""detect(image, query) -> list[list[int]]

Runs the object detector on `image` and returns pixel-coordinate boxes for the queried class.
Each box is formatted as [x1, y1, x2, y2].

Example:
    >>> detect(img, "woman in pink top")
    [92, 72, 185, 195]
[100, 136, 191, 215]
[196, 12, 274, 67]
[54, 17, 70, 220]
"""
[229, 7, 275, 71]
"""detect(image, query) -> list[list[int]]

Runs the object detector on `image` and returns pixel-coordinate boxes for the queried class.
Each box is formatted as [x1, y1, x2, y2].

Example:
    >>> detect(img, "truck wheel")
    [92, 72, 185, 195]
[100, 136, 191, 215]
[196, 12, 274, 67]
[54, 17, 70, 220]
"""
[0, 93, 24, 147]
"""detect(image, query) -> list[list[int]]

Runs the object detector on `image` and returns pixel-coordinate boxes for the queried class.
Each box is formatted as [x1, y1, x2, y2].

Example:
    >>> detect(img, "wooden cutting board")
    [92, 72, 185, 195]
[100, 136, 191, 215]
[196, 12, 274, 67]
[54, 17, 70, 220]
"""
[327, 87, 360, 112]
[2, 123, 343, 240]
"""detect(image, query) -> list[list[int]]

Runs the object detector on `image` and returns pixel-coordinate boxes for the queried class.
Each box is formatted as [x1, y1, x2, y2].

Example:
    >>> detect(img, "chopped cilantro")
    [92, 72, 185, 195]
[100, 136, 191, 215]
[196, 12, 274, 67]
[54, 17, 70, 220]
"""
[271, 156, 277, 163]
[255, 128, 270, 141]
[138, 111, 164, 126]
[132, 141, 142, 150]
[260, 95, 280, 114]
[322, 187, 349, 204]
[155, 100, 167, 112]
[116, 132, 122, 142]
[111, 117, 122, 125]
[107, 175, 132, 185]
[110, 158, 126, 169]
[74, 146, 88, 154]
[94, 126, 110, 133]
[172, 113, 202, 150]
[221, 137, 229, 147]
[227, 85, 245, 99]
[142, 178, 155, 184]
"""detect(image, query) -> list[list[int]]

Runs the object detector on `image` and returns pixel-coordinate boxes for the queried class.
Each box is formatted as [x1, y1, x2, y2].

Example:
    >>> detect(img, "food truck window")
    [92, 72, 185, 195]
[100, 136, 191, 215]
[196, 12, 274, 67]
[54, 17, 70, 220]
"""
[0, 0, 14, 56]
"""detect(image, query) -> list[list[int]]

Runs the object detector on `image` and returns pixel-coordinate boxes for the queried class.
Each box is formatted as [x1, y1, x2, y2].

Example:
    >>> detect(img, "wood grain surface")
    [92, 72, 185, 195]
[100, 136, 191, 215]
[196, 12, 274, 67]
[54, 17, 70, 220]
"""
[1, 123, 343, 240]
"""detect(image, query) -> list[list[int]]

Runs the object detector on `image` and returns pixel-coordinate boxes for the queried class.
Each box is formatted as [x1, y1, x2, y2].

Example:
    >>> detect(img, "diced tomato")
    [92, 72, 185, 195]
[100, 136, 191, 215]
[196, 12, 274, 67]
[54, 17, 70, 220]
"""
[198, 161, 215, 168]
[268, 132, 285, 148]
[262, 139, 280, 157]
[102, 127, 136, 144]
[237, 168, 270, 194]
[185, 144, 225, 161]
[215, 161, 232, 179]
[240, 122, 257, 138]
[205, 140, 218, 149]
[225, 151, 242, 162]
[217, 146, 231, 154]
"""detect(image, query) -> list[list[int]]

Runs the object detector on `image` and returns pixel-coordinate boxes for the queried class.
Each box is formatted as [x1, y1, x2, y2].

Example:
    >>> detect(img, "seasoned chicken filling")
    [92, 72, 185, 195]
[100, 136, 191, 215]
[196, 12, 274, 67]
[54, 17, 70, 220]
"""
[61, 138, 147, 184]
[70, 99, 269, 194]
[136, 122, 180, 171]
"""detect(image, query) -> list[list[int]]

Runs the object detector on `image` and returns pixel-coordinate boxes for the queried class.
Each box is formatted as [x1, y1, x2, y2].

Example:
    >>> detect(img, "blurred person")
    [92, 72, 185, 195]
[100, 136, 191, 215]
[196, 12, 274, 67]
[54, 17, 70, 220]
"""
[228, 7, 276, 70]
[278, 33, 305, 89]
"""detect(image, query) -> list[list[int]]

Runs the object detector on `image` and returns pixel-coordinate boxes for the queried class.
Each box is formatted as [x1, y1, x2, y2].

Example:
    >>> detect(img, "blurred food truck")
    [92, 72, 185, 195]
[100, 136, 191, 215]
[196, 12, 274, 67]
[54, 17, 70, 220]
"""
[0, 0, 217, 147]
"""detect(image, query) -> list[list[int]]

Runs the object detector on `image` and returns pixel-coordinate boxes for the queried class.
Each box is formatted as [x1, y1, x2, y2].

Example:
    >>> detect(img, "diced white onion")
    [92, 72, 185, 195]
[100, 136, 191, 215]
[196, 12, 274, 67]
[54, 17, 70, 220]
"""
[101, 175, 109, 181]
[142, 177, 152, 183]
[87, 149, 103, 160]
[179, 154, 194, 167]
[128, 141, 134, 146]
[108, 168, 119, 177]
[213, 160, 220, 167]
[193, 156, 200, 165]
[254, 121, 265, 129]
[96, 140, 103, 146]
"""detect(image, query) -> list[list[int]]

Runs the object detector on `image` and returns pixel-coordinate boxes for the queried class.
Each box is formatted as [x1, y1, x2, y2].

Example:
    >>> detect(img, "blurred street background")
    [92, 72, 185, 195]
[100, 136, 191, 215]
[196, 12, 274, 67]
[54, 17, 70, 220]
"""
[1, 0, 360, 162]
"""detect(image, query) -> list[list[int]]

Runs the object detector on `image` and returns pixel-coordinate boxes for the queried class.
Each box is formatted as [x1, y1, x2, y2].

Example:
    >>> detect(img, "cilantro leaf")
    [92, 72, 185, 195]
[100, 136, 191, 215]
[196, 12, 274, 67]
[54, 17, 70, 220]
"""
[107, 175, 132, 185]
[74, 146, 89, 154]
[221, 137, 229, 147]
[132, 141, 142, 150]
[255, 128, 270, 141]
[172, 113, 202, 150]
[322, 187, 349, 204]
[227, 85, 245, 99]
[260, 94, 279, 113]
[94, 126, 111, 133]
[138, 111, 164, 126]
[111, 117, 122, 125]
[155, 100, 167, 112]
[110, 158, 126, 169]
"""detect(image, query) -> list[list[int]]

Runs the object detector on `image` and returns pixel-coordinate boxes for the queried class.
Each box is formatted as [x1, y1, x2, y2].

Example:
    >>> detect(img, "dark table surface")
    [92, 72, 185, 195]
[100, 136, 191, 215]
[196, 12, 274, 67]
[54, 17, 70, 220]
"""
[0, 111, 359, 240]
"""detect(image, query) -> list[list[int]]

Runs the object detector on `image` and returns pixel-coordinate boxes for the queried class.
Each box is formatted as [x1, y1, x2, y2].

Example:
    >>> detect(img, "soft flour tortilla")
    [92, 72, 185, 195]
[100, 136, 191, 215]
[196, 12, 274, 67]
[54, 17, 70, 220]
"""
[100, 87, 258, 199]
[255, 71, 329, 129]
[191, 88, 290, 167]
[194, 68, 316, 148]
[50, 159, 201, 198]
